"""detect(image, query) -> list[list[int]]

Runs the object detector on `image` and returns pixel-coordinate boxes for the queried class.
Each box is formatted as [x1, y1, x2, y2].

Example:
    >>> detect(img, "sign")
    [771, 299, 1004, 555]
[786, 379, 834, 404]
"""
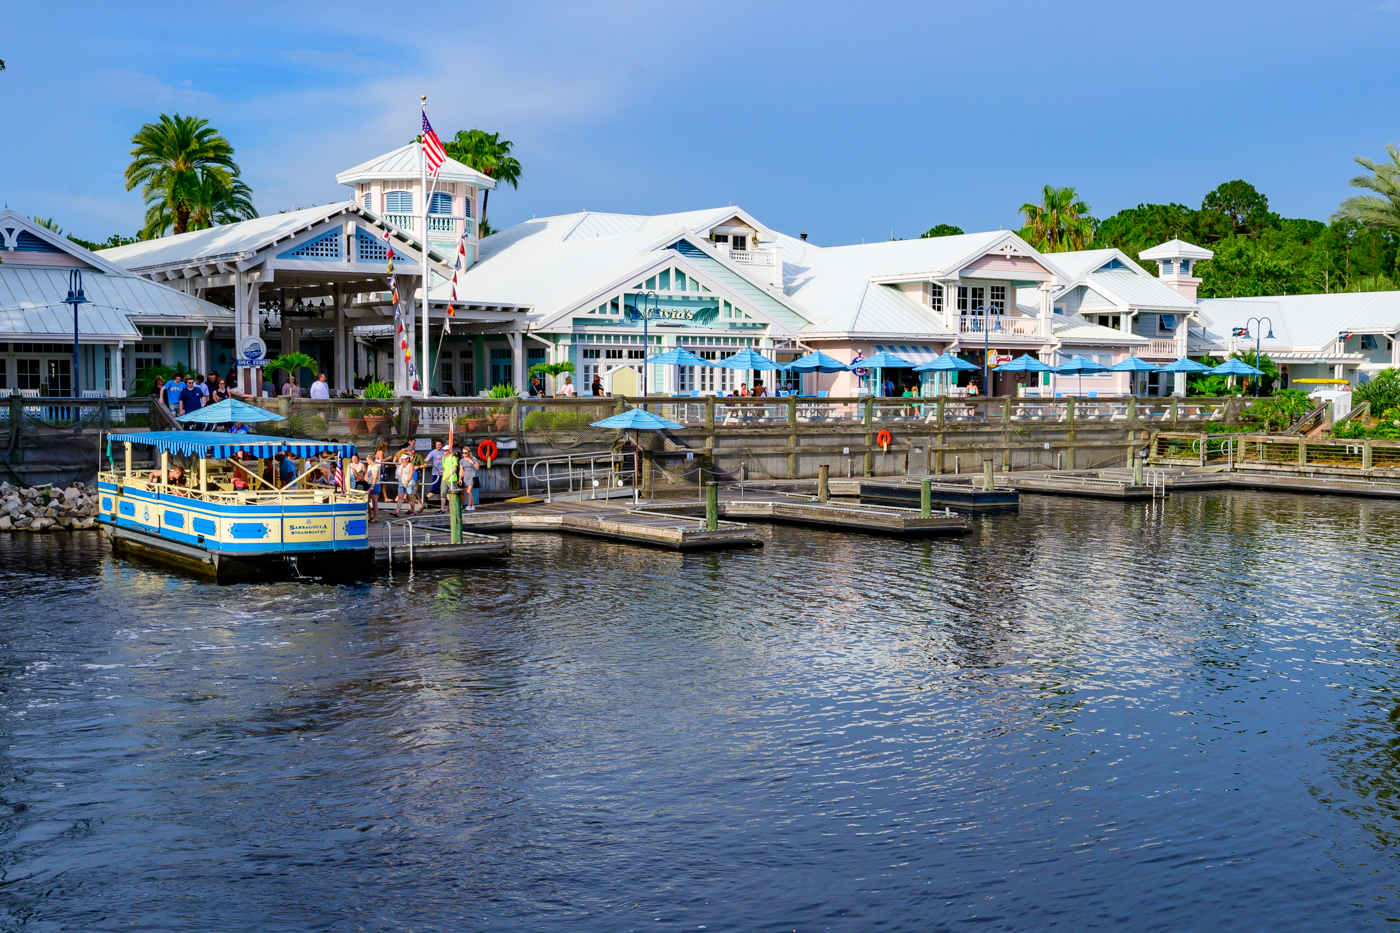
[236, 335, 268, 367]
[414, 438, 432, 451]
[987, 352, 1014, 367]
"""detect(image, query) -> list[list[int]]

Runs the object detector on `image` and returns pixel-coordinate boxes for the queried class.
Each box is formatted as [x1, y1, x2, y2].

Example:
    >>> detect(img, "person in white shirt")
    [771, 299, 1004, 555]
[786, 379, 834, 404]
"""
[559, 375, 576, 397]
[309, 373, 331, 400]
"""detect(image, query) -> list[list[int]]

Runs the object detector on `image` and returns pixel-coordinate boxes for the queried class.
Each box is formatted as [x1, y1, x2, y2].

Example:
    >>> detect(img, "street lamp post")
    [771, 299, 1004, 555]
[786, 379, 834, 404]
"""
[1245, 315, 1274, 397]
[62, 269, 88, 399]
[631, 290, 660, 397]
[979, 304, 1001, 396]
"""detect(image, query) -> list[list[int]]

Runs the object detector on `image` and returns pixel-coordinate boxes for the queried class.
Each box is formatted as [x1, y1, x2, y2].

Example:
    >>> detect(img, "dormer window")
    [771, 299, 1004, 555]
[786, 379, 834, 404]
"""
[731, 235, 747, 251]
[1160, 260, 1174, 275]
[1179, 260, 1191, 275]
[712, 234, 729, 245]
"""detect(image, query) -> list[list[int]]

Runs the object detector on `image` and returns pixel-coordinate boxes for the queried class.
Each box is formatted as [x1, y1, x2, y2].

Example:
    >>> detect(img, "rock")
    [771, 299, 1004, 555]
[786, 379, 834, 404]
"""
[30, 517, 53, 531]
[62, 487, 80, 502]
[41, 507, 57, 519]
[13, 516, 32, 529]
[0, 516, 11, 530]
[75, 517, 96, 530]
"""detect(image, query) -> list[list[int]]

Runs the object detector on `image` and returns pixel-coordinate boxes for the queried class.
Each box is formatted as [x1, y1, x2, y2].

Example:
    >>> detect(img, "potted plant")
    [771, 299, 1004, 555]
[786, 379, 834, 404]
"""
[345, 407, 366, 434]
[486, 383, 515, 430]
[454, 412, 487, 432]
[361, 381, 395, 435]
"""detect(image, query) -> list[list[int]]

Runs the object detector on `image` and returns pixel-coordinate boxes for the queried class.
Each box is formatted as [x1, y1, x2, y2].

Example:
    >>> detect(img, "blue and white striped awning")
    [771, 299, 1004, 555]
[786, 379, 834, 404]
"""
[107, 431, 358, 460]
[873, 344, 941, 364]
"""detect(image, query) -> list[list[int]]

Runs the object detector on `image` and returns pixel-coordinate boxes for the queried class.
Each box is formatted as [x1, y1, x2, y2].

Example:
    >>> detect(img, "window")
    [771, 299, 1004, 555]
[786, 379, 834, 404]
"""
[440, 362, 455, 395]
[46, 359, 71, 395]
[659, 269, 670, 290]
[988, 285, 1006, 314]
[731, 235, 747, 251]
[1158, 315, 1177, 333]
[0, 359, 5, 390]
[712, 234, 729, 245]
[135, 342, 163, 373]
[605, 349, 623, 360]
[385, 191, 413, 213]
[363, 193, 371, 211]
[1160, 260, 1174, 275]
[627, 349, 646, 360]
[698, 351, 717, 392]
[1179, 260, 1190, 275]
[929, 284, 943, 314]
[1096, 315, 1120, 330]
[16, 359, 40, 390]
[429, 192, 452, 215]
[966, 286, 986, 314]
[1361, 334, 1380, 350]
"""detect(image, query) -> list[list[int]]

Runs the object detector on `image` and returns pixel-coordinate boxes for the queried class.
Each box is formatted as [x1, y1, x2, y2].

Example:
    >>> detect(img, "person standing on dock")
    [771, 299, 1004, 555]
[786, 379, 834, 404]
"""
[459, 446, 478, 512]
[394, 453, 418, 516]
[440, 446, 458, 514]
[425, 440, 446, 511]
[365, 452, 384, 523]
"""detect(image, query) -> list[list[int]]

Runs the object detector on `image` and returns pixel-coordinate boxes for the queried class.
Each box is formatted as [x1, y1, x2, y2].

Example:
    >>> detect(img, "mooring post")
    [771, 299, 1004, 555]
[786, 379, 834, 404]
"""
[449, 491, 462, 543]
[1133, 451, 1144, 487]
[818, 463, 830, 502]
[982, 458, 994, 493]
[705, 481, 718, 531]
[920, 476, 932, 518]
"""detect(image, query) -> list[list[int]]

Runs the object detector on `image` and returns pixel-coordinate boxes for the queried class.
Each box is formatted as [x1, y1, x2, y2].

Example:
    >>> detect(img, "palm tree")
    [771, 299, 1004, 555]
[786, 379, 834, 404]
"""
[139, 169, 257, 239]
[1332, 144, 1400, 236]
[30, 217, 61, 234]
[1019, 185, 1096, 252]
[444, 129, 521, 237]
[124, 114, 256, 238]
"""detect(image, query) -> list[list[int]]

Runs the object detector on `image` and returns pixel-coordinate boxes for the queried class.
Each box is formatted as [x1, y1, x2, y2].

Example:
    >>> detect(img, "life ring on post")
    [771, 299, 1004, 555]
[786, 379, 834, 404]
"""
[478, 439, 498, 467]
[876, 429, 893, 452]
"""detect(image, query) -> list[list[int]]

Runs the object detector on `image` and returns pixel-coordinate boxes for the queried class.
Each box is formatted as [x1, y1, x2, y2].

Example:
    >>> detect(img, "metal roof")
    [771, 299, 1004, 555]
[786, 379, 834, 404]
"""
[1139, 239, 1214, 261]
[335, 142, 497, 189]
[1198, 292, 1400, 351]
[1075, 271, 1199, 310]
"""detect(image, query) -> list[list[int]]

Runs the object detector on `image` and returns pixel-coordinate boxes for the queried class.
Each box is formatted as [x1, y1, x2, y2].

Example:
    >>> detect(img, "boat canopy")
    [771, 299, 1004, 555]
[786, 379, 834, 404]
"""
[107, 431, 358, 460]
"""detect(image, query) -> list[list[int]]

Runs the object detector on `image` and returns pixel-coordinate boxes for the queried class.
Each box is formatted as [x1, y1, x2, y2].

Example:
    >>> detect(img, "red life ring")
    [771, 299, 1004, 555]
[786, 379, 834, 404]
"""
[478, 439, 498, 463]
[876, 429, 893, 451]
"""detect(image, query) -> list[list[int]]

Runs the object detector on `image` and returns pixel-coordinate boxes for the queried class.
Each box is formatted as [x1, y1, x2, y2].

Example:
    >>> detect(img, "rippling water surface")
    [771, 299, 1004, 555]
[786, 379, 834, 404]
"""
[2, 490, 1400, 931]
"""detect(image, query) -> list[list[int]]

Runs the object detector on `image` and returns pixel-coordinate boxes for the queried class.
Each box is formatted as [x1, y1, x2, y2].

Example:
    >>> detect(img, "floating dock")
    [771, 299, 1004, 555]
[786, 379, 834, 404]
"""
[372, 523, 509, 569]
[462, 503, 763, 551]
[651, 494, 969, 537]
[845, 478, 1020, 512]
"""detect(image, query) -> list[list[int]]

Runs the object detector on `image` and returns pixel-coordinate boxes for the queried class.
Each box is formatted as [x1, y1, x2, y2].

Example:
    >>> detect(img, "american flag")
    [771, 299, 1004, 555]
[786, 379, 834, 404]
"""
[421, 111, 447, 177]
[332, 462, 344, 492]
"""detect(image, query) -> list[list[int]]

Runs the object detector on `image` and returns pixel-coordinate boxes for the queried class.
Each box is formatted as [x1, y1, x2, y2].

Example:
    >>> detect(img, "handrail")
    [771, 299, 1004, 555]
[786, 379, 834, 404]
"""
[1283, 400, 1330, 435]
[508, 451, 635, 502]
[1332, 400, 1370, 429]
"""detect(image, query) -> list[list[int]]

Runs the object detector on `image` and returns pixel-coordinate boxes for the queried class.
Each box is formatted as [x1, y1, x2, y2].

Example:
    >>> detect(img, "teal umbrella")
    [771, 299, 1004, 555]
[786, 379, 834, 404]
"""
[1210, 358, 1264, 376]
[176, 398, 286, 425]
[716, 347, 782, 370]
[592, 409, 685, 504]
[1054, 355, 1109, 395]
[646, 347, 713, 396]
[993, 354, 1053, 373]
[786, 351, 849, 373]
[1160, 357, 1214, 374]
[914, 351, 980, 396]
[1108, 356, 1162, 396]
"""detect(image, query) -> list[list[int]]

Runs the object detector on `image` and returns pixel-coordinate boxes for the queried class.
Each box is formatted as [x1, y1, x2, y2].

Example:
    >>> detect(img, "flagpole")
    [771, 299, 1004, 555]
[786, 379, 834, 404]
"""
[420, 95, 431, 400]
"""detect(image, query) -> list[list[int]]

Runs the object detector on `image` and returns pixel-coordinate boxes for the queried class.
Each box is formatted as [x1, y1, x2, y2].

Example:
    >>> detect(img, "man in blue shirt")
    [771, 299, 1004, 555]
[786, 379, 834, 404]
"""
[177, 376, 204, 417]
[278, 453, 299, 489]
[165, 375, 184, 412]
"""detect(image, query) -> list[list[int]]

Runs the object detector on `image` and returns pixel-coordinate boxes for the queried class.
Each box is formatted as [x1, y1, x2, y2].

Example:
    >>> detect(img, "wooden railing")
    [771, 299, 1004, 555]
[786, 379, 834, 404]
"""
[1150, 431, 1400, 473]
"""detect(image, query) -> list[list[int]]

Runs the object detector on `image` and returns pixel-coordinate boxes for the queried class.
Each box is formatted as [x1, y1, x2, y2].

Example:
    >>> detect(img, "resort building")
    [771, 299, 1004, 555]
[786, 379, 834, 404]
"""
[0, 211, 231, 396]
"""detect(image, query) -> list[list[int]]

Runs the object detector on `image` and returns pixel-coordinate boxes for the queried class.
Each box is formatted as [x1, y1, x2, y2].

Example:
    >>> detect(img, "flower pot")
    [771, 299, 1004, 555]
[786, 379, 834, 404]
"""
[348, 417, 367, 434]
[408, 419, 419, 435]
[463, 418, 486, 432]
[490, 413, 510, 431]
[364, 415, 392, 436]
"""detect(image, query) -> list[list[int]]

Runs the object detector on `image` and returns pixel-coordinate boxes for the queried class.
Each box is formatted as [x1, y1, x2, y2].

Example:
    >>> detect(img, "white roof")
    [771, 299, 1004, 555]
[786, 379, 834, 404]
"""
[0, 211, 231, 341]
[335, 142, 497, 189]
[100, 202, 449, 273]
[1052, 313, 1149, 345]
[1139, 238, 1214, 261]
[1197, 291, 1400, 351]
[1076, 271, 1199, 311]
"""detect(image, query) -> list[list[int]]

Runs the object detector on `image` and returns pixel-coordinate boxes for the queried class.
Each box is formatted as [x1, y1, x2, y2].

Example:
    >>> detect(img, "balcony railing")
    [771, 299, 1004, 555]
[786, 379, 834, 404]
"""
[384, 213, 414, 231]
[728, 249, 772, 266]
[958, 315, 1044, 336]
[427, 216, 456, 233]
[1145, 338, 1180, 357]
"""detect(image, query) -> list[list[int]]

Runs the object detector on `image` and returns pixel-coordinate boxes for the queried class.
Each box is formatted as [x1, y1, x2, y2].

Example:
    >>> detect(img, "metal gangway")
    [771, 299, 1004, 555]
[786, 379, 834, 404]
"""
[509, 451, 637, 502]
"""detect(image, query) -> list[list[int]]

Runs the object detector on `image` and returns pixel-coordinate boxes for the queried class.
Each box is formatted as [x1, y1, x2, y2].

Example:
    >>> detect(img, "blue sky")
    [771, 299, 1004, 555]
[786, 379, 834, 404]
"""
[3, 1, 1399, 246]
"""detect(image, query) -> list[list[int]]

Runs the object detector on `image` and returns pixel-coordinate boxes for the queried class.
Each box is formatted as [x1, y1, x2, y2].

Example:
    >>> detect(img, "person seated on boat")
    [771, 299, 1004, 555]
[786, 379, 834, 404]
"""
[147, 463, 186, 487]
[228, 421, 251, 434]
[277, 453, 299, 489]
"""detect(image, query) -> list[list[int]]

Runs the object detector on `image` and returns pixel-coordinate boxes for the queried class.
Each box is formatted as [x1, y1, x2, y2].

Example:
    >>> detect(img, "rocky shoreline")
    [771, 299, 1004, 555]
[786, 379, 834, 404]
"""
[0, 482, 101, 531]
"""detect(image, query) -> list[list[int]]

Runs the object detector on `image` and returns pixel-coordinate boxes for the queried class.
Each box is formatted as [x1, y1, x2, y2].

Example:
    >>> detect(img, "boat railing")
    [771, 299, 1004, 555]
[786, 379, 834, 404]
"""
[99, 471, 368, 506]
[508, 452, 635, 503]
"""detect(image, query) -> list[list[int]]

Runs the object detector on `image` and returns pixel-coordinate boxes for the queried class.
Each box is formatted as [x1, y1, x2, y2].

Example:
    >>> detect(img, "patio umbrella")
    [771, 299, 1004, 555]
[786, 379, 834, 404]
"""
[1159, 357, 1215, 374]
[646, 347, 713, 396]
[716, 347, 782, 396]
[1053, 354, 1109, 396]
[1209, 358, 1265, 376]
[177, 398, 286, 427]
[913, 351, 980, 396]
[993, 354, 1053, 373]
[591, 409, 685, 503]
[785, 351, 849, 373]
[1107, 355, 1162, 396]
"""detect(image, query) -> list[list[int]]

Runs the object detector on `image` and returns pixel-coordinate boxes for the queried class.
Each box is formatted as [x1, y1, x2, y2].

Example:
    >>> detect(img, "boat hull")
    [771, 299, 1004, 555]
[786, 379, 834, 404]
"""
[102, 522, 372, 582]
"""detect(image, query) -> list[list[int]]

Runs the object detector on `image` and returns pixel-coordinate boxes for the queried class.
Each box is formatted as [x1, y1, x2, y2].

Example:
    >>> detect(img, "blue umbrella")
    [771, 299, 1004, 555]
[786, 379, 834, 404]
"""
[591, 409, 685, 431]
[715, 347, 782, 370]
[1053, 355, 1109, 374]
[1107, 356, 1162, 372]
[786, 351, 850, 373]
[646, 347, 712, 396]
[176, 398, 286, 425]
[1210, 358, 1265, 377]
[913, 351, 981, 372]
[993, 354, 1053, 373]
[1159, 357, 1215, 374]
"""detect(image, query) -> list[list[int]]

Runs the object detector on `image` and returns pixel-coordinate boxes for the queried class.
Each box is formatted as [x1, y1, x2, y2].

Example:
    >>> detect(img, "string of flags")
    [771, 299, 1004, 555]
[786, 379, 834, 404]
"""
[1231, 327, 1250, 337]
[385, 228, 420, 392]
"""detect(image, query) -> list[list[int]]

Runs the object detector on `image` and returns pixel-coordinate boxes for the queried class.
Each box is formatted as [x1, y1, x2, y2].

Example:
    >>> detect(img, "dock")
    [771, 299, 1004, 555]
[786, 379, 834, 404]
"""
[460, 501, 763, 550]
[844, 478, 1020, 511]
[651, 494, 969, 537]
[372, 523, 510, 569]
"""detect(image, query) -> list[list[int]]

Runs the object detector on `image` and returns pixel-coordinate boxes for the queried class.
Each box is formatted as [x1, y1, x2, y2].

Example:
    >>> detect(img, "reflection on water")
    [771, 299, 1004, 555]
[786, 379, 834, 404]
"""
[1, 490, 1400, 930]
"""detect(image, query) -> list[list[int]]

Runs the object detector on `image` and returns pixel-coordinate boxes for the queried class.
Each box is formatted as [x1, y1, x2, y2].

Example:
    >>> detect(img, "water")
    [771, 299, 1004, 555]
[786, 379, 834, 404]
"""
[1, 491, 1399, 931]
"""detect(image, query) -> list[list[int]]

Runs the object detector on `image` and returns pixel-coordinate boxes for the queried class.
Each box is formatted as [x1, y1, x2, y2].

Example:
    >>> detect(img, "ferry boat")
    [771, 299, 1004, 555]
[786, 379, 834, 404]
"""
[97, 431, 370, 582]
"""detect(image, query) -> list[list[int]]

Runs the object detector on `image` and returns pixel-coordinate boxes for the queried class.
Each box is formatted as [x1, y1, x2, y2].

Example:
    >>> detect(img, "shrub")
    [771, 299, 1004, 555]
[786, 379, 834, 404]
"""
[1355, 369, 1400, 414]
[362, 380, 395, 400]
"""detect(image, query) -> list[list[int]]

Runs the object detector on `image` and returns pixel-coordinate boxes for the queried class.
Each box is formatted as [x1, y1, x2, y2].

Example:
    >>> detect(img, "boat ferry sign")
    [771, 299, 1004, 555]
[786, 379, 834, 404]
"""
[237, 335, 269, 368]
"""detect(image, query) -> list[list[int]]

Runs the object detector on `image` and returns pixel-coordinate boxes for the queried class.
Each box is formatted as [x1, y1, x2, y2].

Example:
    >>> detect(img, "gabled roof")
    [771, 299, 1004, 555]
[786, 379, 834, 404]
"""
[335, 141, 496, 189]
[0, 211, 231, 340]
[1044, 247, 1144, 280]
[99, 202, 450, 272]
[1139, 238, 1214, 261]
[1075, 270, 1198, 311]
[1052, 313, 1149, 345]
